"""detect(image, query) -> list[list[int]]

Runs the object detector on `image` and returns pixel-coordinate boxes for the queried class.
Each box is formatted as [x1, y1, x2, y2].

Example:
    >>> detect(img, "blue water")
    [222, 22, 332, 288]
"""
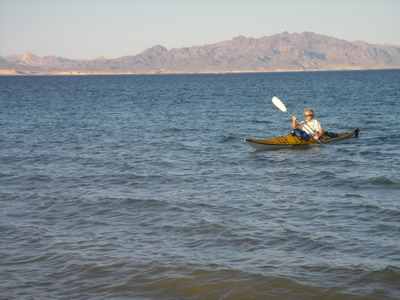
[1, 70, 399, 299]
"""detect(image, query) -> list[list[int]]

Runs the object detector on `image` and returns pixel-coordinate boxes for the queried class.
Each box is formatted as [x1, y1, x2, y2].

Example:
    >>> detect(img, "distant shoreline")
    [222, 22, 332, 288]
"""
[1, 67, 399, 76]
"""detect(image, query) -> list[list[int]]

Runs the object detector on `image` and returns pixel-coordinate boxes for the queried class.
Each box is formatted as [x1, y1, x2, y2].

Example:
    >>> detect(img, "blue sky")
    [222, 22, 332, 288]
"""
[1, 0, 399, 59]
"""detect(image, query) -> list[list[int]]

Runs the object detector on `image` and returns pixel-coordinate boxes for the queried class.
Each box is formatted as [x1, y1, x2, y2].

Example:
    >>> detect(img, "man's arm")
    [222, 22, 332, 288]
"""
[292, 116, 301, 129]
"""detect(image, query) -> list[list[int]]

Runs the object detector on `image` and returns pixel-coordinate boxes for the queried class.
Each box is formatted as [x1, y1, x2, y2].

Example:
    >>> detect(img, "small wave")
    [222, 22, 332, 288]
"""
[250, 120, 274, 124]
[120, 197, 172, 209]
[329, 175, 399, 189]
[354, 204, 400, 220]
[162, 127, 203, 133]
[123, 265, 323, 299]
[343, 193, 365, 198]
[219, 135, 238, 143]
[361, 176, 399, 187]
[350, 266, 400, 298]
[28, 174, 53, 183]
[316, 170, 337, 180]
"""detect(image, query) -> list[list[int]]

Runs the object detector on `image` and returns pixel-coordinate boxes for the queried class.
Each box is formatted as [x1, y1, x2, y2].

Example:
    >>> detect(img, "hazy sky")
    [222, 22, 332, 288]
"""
[1, 0, 399, 59]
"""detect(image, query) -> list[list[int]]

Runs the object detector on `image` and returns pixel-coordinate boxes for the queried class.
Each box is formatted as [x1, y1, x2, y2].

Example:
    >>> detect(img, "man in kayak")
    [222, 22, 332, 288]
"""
[292, 109, 325, 140]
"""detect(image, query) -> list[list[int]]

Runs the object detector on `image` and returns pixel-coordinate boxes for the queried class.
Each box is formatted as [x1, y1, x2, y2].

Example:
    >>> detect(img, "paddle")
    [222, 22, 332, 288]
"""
[272, 96, 323, 145]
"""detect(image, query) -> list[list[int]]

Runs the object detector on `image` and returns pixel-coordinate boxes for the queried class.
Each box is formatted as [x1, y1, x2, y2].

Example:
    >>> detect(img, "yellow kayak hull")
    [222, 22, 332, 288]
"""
[244, 129, 359, 150]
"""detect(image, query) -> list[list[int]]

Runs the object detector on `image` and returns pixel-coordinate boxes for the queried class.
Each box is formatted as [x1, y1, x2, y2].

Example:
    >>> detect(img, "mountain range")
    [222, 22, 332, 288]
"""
[1, 32, 400, 75]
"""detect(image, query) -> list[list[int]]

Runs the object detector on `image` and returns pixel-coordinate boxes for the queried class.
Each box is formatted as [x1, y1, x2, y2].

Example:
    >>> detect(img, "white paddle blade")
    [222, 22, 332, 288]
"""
[272, 96, 287, 112]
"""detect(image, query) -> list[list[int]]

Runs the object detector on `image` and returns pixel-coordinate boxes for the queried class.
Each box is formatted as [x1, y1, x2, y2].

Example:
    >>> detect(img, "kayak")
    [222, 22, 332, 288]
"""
[244, 129, 359, 150]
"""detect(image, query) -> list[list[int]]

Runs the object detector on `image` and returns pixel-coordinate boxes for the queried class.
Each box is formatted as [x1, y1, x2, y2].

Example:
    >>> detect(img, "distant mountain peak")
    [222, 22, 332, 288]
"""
[18, 51, 42, 65]
[20, 51, 37, 60]
[233, 35, 248, 40]
[141, 45, 168, 55]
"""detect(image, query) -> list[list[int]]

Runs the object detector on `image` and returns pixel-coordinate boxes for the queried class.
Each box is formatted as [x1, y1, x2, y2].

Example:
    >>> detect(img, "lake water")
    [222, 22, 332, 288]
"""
[1, 70, 399, 299]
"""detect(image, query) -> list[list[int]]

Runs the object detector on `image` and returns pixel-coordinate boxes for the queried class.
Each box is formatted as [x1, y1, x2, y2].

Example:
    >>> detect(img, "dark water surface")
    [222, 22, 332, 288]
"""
[1, 70, 399, 299]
